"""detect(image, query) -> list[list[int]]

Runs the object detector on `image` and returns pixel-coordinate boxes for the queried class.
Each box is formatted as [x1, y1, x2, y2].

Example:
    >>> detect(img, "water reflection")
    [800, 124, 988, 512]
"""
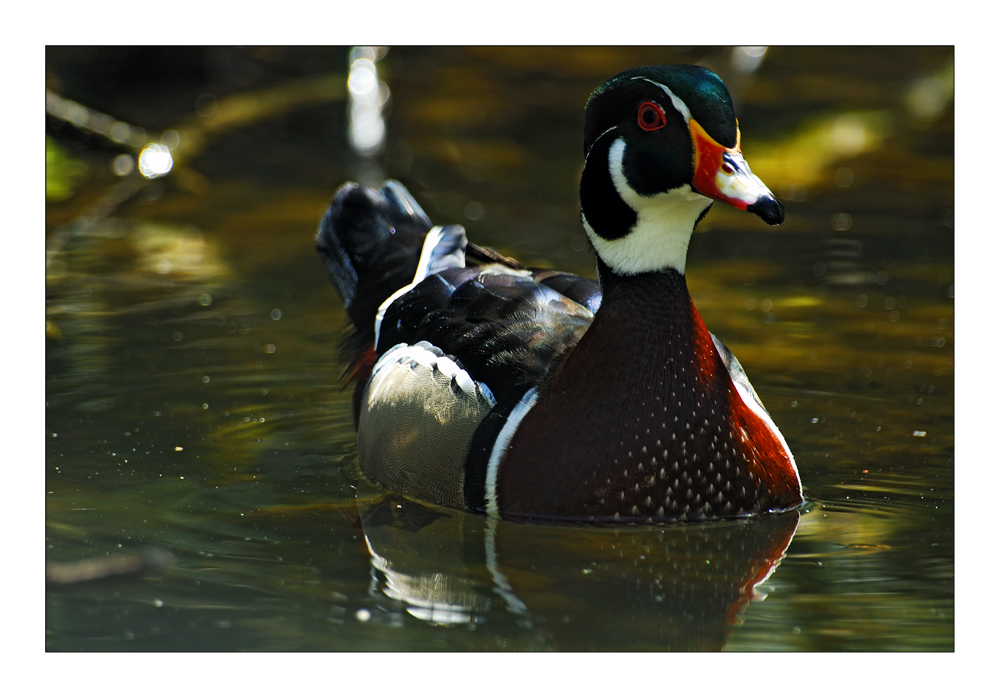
[347, 46, 389, 157]
[905, 59, 953, 122]
[47, 547, 174, 587]
[731, 46, 768, 74]
[44, 46, 953, 652]
[750, 110, 894, 198]
[359, 494, 799, 650]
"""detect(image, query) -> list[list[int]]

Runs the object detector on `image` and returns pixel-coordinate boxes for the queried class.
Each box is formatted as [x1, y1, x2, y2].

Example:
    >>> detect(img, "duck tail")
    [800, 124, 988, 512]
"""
[316, 180, 435, 344]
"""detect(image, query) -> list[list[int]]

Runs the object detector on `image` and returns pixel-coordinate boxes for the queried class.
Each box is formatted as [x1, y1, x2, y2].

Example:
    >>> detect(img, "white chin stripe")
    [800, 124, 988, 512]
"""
[485, 387, 539, 518]
[585, 138, 711, 276]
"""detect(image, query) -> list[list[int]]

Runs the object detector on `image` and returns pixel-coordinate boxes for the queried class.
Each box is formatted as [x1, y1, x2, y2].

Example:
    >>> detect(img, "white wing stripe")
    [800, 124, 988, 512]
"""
[373, 226, 446, 348]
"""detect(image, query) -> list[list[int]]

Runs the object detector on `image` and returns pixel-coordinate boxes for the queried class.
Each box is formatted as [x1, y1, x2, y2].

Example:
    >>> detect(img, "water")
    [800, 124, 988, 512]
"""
[45, 46, 953, 652]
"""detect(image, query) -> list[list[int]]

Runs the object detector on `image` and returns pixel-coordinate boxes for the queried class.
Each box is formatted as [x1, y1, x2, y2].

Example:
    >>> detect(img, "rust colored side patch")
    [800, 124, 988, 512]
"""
[725, 377, 801, 507]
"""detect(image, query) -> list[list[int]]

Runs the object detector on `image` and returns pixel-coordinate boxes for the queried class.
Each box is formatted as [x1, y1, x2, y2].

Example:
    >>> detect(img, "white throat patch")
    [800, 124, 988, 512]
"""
[583, 137, 712, 276]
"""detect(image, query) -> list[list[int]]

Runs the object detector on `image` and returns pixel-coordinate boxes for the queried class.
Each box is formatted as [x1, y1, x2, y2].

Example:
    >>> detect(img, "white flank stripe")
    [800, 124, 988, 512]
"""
[485, 387, 539, 517]
[373, 226, 446, 348]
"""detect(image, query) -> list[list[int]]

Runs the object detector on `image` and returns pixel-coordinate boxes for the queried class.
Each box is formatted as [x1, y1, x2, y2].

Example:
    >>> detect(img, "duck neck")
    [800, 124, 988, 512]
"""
[579, 131, 713, 277]
[551, 262, 718, 415]
[497, 262, 799, 522]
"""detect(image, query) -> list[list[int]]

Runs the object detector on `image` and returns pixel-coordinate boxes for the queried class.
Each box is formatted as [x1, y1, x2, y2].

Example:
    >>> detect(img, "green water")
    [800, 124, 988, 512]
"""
[45, 46, 953, 651]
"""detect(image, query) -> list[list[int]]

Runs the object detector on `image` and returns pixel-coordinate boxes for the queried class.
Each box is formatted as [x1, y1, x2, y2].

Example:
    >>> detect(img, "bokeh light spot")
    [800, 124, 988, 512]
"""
[831, 213, 853, 231]
[834, 167, 853, 188]
[112, 153, 134, 177]
[138, 144, 173, 179]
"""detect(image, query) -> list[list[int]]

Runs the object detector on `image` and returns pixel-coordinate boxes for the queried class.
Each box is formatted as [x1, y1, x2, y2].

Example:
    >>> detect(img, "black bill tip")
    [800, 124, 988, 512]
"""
[747, 196, 785, 226]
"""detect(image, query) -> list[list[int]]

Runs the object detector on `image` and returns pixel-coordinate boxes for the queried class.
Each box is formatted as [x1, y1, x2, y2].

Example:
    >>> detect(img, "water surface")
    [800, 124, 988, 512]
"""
[45, 46, 953, 651]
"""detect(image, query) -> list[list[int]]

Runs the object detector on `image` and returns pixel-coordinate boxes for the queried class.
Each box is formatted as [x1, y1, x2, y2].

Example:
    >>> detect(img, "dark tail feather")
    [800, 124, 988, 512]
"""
[316, 180, 434, 344]
[317, 181, 437, 423]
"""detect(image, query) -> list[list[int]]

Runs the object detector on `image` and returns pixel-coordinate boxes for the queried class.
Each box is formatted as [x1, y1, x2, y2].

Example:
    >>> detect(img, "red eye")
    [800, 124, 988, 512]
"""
[637, 101, 667, 131]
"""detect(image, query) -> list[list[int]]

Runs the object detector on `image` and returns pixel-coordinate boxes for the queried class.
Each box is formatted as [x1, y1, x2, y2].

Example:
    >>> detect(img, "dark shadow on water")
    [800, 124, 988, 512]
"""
[359, 494, 800, 651]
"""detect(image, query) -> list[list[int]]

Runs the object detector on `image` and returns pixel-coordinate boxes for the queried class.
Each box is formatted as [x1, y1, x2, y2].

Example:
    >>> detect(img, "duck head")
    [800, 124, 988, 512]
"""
[580, 64, 784, 276]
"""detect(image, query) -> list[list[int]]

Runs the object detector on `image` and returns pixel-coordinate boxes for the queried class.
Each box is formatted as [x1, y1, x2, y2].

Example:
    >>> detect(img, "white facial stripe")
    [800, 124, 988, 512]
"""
[485, 387, 539, 517]
[585, 125, 618, 160]
[584, 137, 712, 276]
[373, 226, 446, 348]
[631, 77, 692, 122]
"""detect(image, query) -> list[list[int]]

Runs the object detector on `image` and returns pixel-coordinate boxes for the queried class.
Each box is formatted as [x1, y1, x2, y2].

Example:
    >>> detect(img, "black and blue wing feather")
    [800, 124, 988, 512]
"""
[380, 267, 594, 407]
[317, 180, 599, 413]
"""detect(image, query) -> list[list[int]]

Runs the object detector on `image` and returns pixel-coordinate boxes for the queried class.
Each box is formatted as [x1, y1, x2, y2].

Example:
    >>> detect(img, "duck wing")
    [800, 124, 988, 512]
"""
[317, 179, 598, 410]
[317, 180, 602, 508]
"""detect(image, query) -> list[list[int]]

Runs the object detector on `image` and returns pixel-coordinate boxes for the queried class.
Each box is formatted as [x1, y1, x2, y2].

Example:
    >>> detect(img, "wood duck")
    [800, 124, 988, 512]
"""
[317, 64, 803, 524]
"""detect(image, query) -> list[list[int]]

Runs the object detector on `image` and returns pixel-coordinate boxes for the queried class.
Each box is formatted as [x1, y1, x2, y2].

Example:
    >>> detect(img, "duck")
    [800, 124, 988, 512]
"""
[316, 64, 803, 524]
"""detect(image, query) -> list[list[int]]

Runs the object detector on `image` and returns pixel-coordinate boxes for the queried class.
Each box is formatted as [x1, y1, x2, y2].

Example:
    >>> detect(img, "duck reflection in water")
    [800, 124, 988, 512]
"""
[357, 494, 799, 651]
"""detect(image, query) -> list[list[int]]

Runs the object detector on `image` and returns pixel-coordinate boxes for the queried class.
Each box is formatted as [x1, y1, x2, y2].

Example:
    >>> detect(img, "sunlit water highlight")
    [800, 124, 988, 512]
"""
[45, 46, 952, 652]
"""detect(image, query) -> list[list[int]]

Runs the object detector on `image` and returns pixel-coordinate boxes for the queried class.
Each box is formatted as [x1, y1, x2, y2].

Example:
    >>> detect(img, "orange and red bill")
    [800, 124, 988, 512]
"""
[690, 119, 784, 225]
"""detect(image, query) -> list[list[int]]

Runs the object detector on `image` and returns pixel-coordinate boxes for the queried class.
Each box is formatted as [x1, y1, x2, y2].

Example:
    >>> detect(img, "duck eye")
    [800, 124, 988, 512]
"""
[721, 160, 735, 175]
[637, 101, 666, 131]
